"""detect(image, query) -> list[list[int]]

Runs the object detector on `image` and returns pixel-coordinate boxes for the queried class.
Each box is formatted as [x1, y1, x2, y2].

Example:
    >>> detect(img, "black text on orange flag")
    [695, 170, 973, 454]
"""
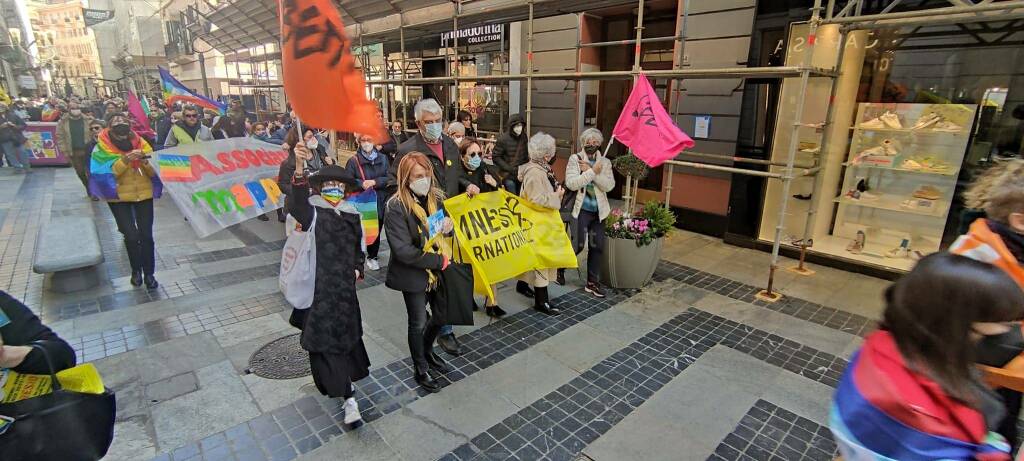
[279, 0, 386, 142]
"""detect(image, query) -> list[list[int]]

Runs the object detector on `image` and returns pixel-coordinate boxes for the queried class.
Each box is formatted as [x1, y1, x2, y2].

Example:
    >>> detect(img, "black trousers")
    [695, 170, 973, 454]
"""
[574, 209, 606, 283]
[367, 236, 380, 259]
[108, 199, 156, 276]
[402, 291, 442, 372]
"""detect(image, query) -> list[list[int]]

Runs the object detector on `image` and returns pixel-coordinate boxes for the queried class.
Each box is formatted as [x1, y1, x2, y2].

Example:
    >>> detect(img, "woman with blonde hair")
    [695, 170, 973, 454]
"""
[384, 152, 455, 393]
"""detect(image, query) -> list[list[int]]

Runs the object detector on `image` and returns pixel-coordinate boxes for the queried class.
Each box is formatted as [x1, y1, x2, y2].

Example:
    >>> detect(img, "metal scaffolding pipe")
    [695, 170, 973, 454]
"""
[399, 13, 408, 129]
[526, 0, 535, 135]
[824, 0, 1024, 24]
[579, 35, 680, 48]
[682, 151, 815, 169]
[662, 160, 785, 178]
[765, 0, 823, 299]
[364, 66, 834, 85]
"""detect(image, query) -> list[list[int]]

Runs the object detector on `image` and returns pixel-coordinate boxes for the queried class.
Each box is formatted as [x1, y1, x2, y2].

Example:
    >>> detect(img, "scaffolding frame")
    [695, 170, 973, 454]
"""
[347, 0, 1024, 298]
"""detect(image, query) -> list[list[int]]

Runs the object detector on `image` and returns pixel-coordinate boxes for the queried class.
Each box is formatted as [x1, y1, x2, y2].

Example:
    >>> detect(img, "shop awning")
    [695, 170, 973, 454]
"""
[189, 0, 641, 53]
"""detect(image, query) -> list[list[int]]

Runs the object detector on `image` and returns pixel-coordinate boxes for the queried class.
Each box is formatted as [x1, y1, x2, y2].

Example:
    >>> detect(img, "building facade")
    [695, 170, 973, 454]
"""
[25, 0, 103, 96]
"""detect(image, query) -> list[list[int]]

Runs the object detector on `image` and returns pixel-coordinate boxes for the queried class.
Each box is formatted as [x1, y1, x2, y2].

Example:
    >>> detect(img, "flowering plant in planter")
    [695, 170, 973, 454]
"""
[605, 200, 677, 247]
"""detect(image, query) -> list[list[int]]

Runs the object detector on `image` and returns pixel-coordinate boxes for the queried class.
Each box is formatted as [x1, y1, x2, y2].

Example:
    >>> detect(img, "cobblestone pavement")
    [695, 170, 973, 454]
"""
[2, 168, 891, 460]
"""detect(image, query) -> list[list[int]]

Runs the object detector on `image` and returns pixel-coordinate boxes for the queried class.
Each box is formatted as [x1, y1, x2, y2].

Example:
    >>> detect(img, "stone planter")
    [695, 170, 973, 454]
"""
[601, 236, 663, 289]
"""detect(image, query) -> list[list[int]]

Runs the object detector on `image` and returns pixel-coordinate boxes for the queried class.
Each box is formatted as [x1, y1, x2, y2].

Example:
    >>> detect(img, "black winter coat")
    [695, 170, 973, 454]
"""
[386, 133, 463, 198]
[492, 113, 527, 181]
[384, 196, 446, 293]
[458, 163, 499, 194]
[0, 291, 76, 374]
[288, 181, 366, 354]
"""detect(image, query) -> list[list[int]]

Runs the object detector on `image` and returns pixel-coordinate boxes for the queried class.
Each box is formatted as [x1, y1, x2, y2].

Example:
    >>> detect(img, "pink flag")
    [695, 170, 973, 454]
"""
[125, 90, 156, 139]
[612, 74, 694, 167]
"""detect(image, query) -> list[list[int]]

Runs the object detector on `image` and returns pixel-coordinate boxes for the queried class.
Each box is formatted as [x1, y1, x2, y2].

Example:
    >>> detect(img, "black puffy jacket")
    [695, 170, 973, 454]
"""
[492, 113, 527, 181]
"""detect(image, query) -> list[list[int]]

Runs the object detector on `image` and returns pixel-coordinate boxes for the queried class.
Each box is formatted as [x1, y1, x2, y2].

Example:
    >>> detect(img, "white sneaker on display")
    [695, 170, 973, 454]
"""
[367, 258, 380, 271]
[880, 139, 900, 156]
[932, 120, 962, 132]
[343, 397, 361, 425]
[859, 117, 886, 129]
[910, 113, 941, 130]
[879, 111, 903, 129]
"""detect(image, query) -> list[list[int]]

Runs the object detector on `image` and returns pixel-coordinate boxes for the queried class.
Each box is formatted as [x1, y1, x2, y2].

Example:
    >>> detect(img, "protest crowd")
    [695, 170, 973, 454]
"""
[3, 1, 1024, 460]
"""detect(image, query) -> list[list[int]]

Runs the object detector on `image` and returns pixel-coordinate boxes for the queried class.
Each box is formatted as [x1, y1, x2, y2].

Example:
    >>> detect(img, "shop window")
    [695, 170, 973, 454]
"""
[757, 20, 1024, 273]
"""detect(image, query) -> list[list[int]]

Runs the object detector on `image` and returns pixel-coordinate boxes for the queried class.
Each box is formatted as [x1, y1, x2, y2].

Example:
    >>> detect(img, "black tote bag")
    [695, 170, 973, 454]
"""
[0, 344, 116, 461]
[431, 262, 476, 326]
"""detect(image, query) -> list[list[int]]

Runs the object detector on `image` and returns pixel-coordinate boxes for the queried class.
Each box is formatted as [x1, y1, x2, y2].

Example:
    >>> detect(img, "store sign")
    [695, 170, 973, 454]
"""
[17, 75, 36, 90]
[440, 24, 503, 48]
[83, 9, 115, 27]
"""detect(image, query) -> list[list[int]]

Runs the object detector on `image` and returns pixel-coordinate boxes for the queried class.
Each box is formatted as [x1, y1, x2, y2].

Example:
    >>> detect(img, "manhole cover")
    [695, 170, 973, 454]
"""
[248, 334, 311, 379]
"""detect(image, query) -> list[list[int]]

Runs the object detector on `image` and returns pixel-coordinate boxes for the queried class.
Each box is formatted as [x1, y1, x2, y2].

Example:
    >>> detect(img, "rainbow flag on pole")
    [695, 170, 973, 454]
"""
[159, 67, 226, 114]
[347, 189, 379, 249]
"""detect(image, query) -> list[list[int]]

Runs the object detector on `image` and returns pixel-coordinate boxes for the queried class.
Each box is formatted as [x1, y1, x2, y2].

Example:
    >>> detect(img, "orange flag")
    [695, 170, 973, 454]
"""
[279, 0, 385, 142]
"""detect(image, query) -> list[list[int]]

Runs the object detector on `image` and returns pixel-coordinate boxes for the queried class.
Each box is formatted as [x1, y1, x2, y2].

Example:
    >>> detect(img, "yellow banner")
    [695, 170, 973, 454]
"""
[444, 189, 578, 300]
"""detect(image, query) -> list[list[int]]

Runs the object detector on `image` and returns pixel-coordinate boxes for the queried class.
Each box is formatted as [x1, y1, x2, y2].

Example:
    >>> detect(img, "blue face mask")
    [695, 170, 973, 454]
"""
[467, 156, 481, 170]
[424, 122, 443, 141]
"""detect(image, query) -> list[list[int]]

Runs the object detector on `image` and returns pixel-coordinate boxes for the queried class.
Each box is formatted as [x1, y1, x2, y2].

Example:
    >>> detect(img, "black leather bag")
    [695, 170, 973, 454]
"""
[430, 262, 476, 326]
[0, 344, 116, 461]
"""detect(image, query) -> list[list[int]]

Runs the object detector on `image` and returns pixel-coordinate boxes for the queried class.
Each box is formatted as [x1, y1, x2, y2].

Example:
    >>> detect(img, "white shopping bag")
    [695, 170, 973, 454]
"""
[279, 210, 316, 309]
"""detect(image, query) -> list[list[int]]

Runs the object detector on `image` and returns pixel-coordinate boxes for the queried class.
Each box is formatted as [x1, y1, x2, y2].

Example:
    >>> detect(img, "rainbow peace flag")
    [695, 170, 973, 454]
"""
[159, 67, 226, 114]
[348, 189, 379, 248]
[157, 154, 194, 182]
[88, 130, 163, 201]
[830, 331, 1011, 461]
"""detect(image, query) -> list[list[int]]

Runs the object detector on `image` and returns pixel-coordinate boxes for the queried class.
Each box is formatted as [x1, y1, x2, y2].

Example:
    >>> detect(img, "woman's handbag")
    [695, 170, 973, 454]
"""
[429, 235, 476, 326]
[430, 262, 476, 326]
[279, 209, 317, 309]
[0, 344, 117, 461]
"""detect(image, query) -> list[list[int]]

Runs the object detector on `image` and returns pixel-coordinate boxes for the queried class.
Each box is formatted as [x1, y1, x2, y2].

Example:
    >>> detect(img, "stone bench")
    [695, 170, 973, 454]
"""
[33, 217, 104, 293]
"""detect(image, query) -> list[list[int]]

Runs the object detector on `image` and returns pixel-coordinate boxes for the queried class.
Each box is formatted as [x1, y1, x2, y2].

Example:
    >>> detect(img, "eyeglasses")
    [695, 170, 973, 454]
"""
[184, 114, 199, 119]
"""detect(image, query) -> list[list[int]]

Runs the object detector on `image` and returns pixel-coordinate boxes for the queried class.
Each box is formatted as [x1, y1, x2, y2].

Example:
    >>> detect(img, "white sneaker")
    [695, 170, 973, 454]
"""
[366, 258, 380, 271]
[910, 113, 941, 130]
[932, 120, 962, 132]
[859, 117, 886, 129]
[880, 139, 900, 156]
[880, 111, 903, 129]
[343, 397, 361, 425]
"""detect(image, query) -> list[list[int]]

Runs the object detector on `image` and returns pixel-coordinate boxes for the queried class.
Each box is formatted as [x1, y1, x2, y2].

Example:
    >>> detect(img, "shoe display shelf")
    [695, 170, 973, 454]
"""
[826, 102, 977, 270]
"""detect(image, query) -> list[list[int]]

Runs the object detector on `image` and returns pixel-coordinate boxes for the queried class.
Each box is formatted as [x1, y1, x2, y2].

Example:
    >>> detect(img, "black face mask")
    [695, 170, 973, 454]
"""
[111, 124, 131, 138]
[583, 145, 599, 155]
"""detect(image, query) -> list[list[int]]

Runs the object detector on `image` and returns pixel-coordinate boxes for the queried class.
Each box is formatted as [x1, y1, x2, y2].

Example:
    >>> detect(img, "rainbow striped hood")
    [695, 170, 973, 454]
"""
[87, 130, 163, 201]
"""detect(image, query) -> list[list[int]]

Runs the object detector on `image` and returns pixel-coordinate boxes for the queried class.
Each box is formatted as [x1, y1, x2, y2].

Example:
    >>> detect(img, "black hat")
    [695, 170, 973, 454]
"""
[308, 165, 358, 187]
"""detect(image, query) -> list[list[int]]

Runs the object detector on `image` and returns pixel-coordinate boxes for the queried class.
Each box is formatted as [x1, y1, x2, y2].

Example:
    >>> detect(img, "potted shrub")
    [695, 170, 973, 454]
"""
[600, 200, 677, 289]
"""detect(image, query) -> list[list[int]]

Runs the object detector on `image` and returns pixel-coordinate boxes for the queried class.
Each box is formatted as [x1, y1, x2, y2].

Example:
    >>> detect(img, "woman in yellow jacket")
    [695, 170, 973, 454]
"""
[89, 114, 163, 289]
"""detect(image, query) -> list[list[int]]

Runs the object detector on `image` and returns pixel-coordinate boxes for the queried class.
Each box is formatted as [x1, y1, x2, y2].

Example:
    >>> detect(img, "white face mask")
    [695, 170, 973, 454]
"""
[482, 157, 495, 166]
[305, 138, 318, 150]
[410, 177, 431, 197]
[512, 125, 523, 136]
[453, 136, 464, 145]
[360, 142, 374, 153]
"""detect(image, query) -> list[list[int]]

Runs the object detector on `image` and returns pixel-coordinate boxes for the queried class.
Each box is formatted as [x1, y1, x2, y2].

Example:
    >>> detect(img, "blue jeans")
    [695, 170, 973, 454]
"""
[1, 141, 24, 168]
[19, 146, 31, 169]
[440, 324, 453, 336]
